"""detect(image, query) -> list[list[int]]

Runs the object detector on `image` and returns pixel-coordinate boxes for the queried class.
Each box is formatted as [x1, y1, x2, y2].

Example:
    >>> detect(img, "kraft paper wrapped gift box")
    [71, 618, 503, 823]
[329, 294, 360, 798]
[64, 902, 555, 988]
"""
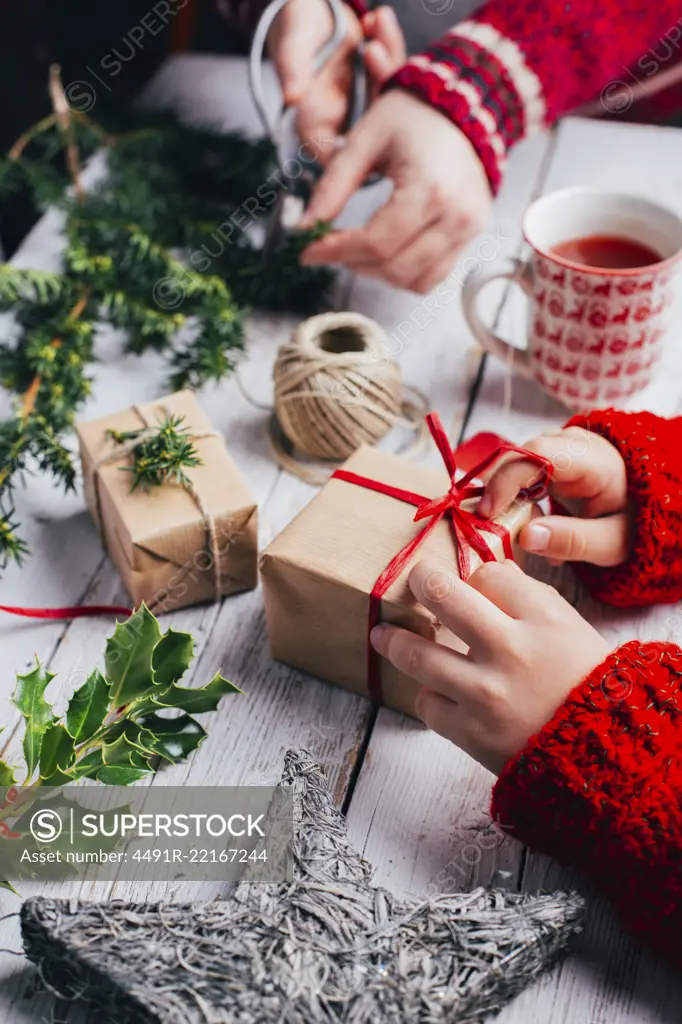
[260, 441, 538, 718]
[77, 390, 258, 613]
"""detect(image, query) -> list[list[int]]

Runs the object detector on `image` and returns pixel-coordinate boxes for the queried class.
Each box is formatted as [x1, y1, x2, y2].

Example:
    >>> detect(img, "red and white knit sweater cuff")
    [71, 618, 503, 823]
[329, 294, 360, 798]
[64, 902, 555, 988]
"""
[386, 21, 546, 194]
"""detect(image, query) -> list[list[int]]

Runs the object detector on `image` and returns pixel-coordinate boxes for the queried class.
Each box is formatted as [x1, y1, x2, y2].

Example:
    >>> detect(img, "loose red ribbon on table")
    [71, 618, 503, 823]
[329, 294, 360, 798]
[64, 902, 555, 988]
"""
[0, 603, 133, 621]
[332, 412, 552, 704]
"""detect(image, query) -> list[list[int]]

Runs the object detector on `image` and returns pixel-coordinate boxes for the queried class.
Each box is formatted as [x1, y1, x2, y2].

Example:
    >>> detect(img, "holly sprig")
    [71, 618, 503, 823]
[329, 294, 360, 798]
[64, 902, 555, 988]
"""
[0, 605, 240, 890]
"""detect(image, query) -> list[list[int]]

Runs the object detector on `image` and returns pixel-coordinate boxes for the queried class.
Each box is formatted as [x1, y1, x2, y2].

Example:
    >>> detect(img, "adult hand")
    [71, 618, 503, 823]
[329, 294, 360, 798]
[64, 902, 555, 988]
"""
[299, 90, 492, 293]
[268, 1, 405, 162]
[478, 426, 630, 567]
[370, 558, 613, 775]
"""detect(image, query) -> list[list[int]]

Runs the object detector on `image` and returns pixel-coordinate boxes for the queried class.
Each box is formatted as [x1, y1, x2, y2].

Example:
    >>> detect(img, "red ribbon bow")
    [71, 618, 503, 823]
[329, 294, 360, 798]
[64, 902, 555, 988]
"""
[332, 412, 552, 704]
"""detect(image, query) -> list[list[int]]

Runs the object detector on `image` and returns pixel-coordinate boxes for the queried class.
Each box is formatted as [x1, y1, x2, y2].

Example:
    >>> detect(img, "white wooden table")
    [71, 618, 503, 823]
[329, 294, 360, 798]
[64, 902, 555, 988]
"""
[1, 56, 682, 1024]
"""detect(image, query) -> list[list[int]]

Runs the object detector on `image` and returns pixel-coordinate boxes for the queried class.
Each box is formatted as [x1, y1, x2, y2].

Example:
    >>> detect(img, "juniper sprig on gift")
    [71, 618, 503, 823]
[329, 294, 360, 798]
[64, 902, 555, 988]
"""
[108, 413, 203, 492]
[0, 605, 240, 891]
[0, 67, 335, 570]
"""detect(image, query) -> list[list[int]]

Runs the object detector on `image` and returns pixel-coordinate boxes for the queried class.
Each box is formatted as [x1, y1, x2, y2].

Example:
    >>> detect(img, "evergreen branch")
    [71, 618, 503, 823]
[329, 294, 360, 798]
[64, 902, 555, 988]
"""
[0, 266, 66, 307]
[48, 64, 85, 204]
[7, 114, 58, 162]
[71, 111, 113, 144]
[21, 293, 89, 418]
[20, 346, 57, 419]
[168, 299, 245, 391]
[0, 289, 92, 560]
[216, 226, 335, 314]
[0, 421, 27, 490]
[0, 74, 337, 571]
[0, 505, 30, 567]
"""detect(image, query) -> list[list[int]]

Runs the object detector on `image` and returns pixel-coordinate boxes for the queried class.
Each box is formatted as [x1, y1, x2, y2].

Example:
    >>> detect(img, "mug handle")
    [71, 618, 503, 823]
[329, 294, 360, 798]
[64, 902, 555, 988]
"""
[461, 257, 534, 378]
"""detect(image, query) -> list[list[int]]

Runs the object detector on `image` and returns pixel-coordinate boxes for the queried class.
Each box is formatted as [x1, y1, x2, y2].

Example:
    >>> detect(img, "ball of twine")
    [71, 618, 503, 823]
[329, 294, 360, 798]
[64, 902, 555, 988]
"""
[272, 312, 424, 466]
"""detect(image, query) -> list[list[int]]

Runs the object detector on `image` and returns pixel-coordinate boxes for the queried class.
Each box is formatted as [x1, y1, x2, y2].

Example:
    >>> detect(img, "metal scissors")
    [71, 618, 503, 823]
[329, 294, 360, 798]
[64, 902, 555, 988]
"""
[248, 0, 374, 250]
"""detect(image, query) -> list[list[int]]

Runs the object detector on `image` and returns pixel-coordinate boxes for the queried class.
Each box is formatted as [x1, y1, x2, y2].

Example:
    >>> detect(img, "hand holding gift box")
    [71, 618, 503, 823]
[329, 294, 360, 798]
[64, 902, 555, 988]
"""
[78, 390, 258, 614]
[260, 414, 550, 718]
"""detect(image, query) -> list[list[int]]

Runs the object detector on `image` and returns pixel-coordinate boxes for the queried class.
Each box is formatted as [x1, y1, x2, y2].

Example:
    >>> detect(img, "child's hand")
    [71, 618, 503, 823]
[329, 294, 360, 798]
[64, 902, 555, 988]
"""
[371, 558, 613, 775]
[478, 426, 630, 567]
[268, 2, 406, 163]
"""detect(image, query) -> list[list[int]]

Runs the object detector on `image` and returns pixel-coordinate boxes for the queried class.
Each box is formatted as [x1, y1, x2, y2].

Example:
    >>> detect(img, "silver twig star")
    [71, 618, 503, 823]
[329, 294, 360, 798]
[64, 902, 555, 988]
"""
[21, 749, 584, 1023]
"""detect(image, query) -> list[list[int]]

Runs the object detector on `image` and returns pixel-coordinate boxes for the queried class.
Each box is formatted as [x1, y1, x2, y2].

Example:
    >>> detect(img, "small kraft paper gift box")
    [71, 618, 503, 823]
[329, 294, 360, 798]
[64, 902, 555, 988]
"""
[260, 414, 547, 718]
[77, 390, 258, 613]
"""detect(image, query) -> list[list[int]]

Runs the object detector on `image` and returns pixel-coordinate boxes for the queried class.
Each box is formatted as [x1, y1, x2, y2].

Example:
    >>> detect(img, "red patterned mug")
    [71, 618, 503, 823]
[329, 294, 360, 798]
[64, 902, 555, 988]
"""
[462, 187, 682, 410]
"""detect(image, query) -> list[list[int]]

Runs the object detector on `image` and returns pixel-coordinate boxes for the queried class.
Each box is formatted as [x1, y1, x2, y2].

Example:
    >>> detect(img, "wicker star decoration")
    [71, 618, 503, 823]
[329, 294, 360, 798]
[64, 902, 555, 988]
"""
[21, 749, 584, 1023]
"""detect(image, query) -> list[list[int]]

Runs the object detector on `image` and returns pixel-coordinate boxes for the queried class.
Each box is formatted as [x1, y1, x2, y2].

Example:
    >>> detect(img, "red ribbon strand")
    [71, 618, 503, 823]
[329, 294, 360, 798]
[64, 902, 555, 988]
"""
[0, 604, 133, 621]
[332, 413, 552, 704]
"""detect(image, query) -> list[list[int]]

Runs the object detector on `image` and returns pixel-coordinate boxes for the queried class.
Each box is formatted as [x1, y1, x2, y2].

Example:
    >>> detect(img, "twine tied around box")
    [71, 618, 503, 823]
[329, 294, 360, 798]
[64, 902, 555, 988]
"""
[92, 404, 223, 609]
[332, 413, 553, 703]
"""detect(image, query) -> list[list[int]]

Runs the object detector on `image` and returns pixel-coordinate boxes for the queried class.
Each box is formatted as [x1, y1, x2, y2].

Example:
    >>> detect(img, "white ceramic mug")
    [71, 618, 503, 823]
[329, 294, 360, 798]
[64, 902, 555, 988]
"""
[462, 187, 682, 410]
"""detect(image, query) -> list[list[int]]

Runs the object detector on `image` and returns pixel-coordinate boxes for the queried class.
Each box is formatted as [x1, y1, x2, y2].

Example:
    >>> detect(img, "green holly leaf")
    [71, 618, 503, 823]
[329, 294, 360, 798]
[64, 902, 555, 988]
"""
[66, 669, 110, 743]
[74, 729, 152, 787]
[66, 747, 103, 779]
[150, 672, 242, 715]
[92, 715, 204, 769]
[92, 736, 152, 783]
[0, 879, 18, 894]
[39, 768, 76, 788]
[152, 628, 194, 689]
[11, 660, 56, 779]
[137, 713, 206, 763]
[105, 605, 162, 706]
[97, 719, 156, 758]
[39, 723, 76, 780]
[96, 764, 150, 786]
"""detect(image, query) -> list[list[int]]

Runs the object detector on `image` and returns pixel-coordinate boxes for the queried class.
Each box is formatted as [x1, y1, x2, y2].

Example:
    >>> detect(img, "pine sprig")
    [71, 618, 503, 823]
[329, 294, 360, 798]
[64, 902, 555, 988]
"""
[0, 265, 66, 307]
[109, 414, 203, 492]
[0, 501, 29, 568]
[0, 72, 335, 569]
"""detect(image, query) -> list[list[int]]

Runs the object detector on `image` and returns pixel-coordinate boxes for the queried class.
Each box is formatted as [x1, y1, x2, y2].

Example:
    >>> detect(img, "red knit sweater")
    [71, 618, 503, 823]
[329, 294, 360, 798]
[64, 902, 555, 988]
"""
[387, 2, 682, 193]
[492, 408, 682, 969]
